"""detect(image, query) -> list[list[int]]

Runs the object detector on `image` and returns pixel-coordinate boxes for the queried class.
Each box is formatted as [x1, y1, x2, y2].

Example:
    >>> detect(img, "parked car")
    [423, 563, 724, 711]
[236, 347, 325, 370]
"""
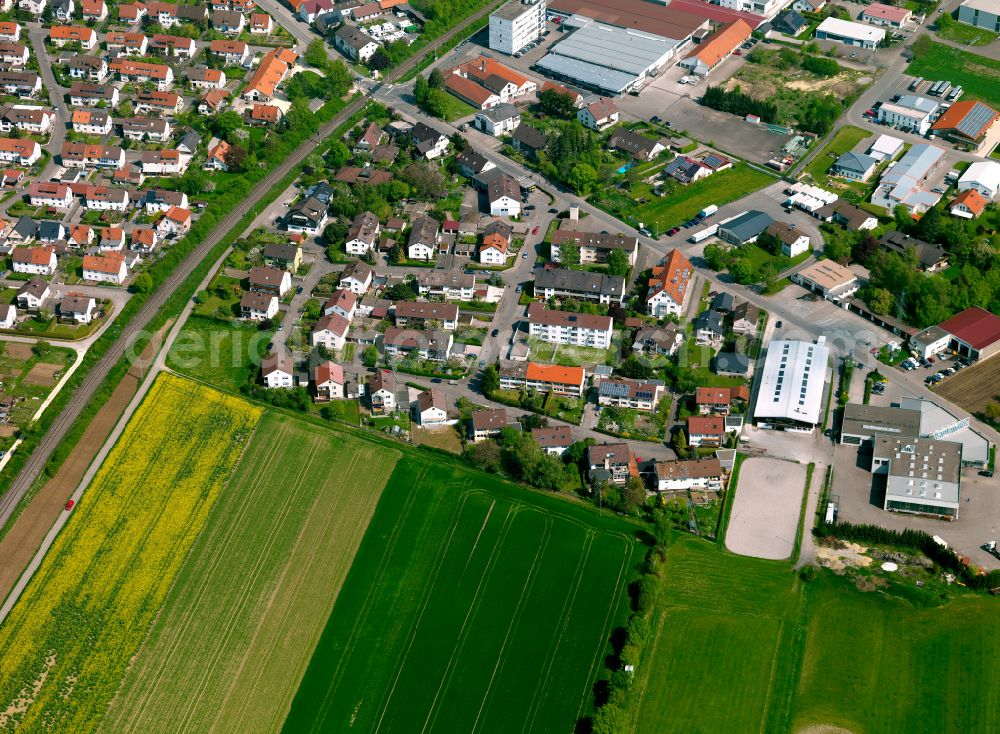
[775, 320, 783, 328]
[548, 207, 558, 213]
[491, 329, 499, 337]
[65, 499, 74, 511]
[532, 226, 539, 234]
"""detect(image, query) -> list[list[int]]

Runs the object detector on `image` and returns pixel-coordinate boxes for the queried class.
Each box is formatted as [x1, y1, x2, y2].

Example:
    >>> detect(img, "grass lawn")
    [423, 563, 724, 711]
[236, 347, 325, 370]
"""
[101, 410, 399, 734]
[284, 454, 642, 733]
[593, 164, 773, 231]
[440, 93, 477, 122]
[528, 337, 615, 368]
[908, 38, 1000, 108]
[936, 22, 999, 47]
[167, 315, 273, 392]
[802, 125, 870, 183]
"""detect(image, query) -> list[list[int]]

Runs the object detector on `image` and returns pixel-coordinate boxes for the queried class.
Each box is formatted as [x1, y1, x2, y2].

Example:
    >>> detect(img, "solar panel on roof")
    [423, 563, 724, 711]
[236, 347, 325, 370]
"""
[702, 153, 728, 169]
[955, 102, 995, 139]
[601, 382, 630, 398]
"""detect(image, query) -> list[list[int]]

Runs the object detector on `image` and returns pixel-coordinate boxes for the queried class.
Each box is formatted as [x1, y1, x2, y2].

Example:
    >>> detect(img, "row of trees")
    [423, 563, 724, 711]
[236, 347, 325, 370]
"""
[701, 85, 778, 124]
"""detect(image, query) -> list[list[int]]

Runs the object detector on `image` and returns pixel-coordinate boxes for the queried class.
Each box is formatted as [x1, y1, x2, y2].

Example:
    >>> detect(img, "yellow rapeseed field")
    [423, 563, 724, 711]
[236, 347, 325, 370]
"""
[0, 373, 261, 732]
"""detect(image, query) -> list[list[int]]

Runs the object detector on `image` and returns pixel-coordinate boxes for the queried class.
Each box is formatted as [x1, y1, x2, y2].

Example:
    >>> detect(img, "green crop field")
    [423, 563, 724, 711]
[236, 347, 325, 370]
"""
[101, 412, 399, 734]
[167, 315, 272, 392]
[282, 455, 642, 733]
[907, 39, 1000, 108]
[631, 537, 1000, 734]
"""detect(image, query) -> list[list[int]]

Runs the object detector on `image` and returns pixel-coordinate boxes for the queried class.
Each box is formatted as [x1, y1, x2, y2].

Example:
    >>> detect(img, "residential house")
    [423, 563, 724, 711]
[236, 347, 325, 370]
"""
[815, 198, 879, 231]
[586, 443, 635, 486]
[951, 188, 987, 219]
[695, 385, 750, 415]
[879, 231, 949, 272]
[121, 117, 171, 142]
[831, 151, 878, 182]
[61, 142, 124, 170]
[248, 265, 291, 296]
[12, 246, 56, 275]
[261, 352, 294, 388]
[394, 301, 458, 331]
[139, 150, 188, 176]
[541, 80, 583, 107]
[474, 103, 520, 136]
[551, 229, 638, 267]
[188, 66, 226, 90]
[470, 408, 506, 442]
[0, 138, 39, 166]
[0, 70, 40, 97]
[157, 206, 192, 237]
[249, 12, 273, 33]
[312, 312, 350, 350]
[498, 360, 586, 397]
[83, 185, 128, 212]
[323, 288, 357, 320]
[130, 227, 158, 254]
[526, 302, 613, 348]
[149, 33, 197, 57]
[532, 425, 573, 455]
[607, 129, 666, 162]
[339, 260, 373, 294]
[82, 251, 127, 284]
[59, 295, 96, 324]
[577, 98, 619, 131]
[765, 221, 810, 257]
[68, 82, 119, 108]
[730, 301, 761, 335]
[714, 352, 752, 377]
[109, 58, 173, 90]
[16, 278, 49, 309]
[511, 124, 548, 159]
[645, 249, 693, 317]
[313, 360, 345, 401]
[456, 148, 495, 179]
[242, 47, 297, 102]
[70, 109, 110, 136]
[50, 26, 98, 51]
[410, 122, 449, 160]
[694, 310, 725, 343]
[407, 214, 439, 260]
[0, 303, 15, 328]
[286, 196, 328, 235]
[687, 415, 725, 447]
[66, 55, 107, 82]
[382, 327, 454, 362]
[263, 242, 301, 272]
[368, 369, 398, 413]
[346, 211, 380, 255]
[143, 189, 188, 214]
[654, 458, 723, 493]
[632, 325, 683, 356]
[28, 182, 72, 209]
[533, 267, 626, 305]
[37, 221, 65, 244]
[334, 24, 379, 62]
[597, 378, 665, 411]
[412, 389, 449, 426]
[203, 138, 231, 171]
[240, 290, 278, 321]
[487, 173, 521, 217]
[209, 39, 251, 66]
[211, 8, 245, 33]
[479, 220, 511, 265]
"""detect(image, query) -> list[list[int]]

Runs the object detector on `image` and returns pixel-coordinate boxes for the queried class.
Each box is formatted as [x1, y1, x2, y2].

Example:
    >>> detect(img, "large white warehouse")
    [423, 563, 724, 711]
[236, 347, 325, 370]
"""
[753, 338, 831, 431]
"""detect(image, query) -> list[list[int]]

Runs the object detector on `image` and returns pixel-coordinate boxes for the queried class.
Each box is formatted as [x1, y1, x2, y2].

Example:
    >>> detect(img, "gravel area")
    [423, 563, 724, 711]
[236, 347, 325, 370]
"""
[726, 457, 807, 560]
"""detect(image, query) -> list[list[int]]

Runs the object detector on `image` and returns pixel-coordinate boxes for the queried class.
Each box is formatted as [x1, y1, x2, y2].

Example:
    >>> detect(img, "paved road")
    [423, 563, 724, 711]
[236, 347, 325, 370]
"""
[26, 23, 68, 182]
[0, 2, 499, 533]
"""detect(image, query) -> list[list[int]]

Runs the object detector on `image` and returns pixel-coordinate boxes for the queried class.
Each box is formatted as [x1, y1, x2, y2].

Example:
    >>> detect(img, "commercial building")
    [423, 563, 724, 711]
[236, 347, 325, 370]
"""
[717, 210, 773, 245]
[790, 259, 859, 299]
[872, 436, 962, 518]
[815, 17, 885, 47]
[489, 0, 546, 55]
[957, 160, 1000, 199]
[831, 151, 878, 182]
[936, 306, 1000, 362]
[679, 19, 752, 77]
[752, 338, 830, 430]
[539, 0, 709, 95]
[870, 143, 944, 216]
[957, 0, 1000, 33]
[899, 395, 990, 467]
[533, 267, 626, 304]
[839, 403, 922, 445]
[526, 302, 614, 348]
[930, 100, 999, 148]
[876, 95, 938, 135]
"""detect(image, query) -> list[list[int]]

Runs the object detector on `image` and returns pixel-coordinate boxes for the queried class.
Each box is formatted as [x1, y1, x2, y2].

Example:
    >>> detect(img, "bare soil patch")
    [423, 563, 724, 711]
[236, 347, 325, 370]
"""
[797, 726, 857, 734]
[725, 457, 807, 560]
[23, 363, 63, 387]
[0, 322, 171, 602]
[3, 343, 32, 361]
[0, 425, 16, 438]
[815, 540, 873, 572]
[935, 356, 1000, 416]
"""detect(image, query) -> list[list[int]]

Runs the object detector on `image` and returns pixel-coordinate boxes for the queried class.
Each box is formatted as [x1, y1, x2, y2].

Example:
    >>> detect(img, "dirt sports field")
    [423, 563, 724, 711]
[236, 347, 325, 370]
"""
[0, 325, 169, 602]
[934, 356, 1000, 415]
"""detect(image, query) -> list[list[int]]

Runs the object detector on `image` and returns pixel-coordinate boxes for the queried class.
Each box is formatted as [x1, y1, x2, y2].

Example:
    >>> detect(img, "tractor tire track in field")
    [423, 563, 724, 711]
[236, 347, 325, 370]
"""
[372, 497, 512, 734]
[214, 444, 387, 734]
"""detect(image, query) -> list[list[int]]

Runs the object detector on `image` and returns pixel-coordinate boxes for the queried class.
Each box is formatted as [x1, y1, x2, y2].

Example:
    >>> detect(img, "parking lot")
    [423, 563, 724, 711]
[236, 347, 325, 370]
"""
[831, 442, 1000, 569]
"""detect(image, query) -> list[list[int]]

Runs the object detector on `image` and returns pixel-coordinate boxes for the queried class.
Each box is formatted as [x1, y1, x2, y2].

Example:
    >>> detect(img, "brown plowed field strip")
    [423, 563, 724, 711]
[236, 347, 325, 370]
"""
[933, 357, 1000, 416]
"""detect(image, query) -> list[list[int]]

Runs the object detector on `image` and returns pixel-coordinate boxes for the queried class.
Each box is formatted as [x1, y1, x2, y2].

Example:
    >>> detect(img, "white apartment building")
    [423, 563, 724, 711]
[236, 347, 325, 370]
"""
[526, 302, 613, 349]
[489, 0, 546, 55]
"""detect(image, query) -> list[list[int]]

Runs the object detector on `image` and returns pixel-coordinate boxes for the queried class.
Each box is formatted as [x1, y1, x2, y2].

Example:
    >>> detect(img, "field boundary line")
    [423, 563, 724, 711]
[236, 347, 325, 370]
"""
[213, 443, 384, 734]
[175, 434, 323, 733]
[523, 531, 595, 733]
[467, 513, 554, 734]
[306, 465, 432, 732]
[627, 606, 671, 733]
[372, 497, 512, 734]
[758, 618, 789, 734]
[115, 417, 289, 733]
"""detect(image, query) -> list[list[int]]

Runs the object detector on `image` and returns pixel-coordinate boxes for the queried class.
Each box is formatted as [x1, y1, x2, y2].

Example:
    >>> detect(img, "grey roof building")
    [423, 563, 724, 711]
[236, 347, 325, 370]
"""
[533, 267, 626, 305]
[718, 210, 774, 245]
[872, 435, 963, 518]
[840, 403, 922, 445]
[832, 151, 878, 181]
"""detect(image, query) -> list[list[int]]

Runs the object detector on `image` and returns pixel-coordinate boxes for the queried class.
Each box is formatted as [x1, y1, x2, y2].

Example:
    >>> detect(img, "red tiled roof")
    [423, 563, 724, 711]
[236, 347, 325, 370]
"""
[648, 249, 693, 305]
[938, 306, 1000, 350]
